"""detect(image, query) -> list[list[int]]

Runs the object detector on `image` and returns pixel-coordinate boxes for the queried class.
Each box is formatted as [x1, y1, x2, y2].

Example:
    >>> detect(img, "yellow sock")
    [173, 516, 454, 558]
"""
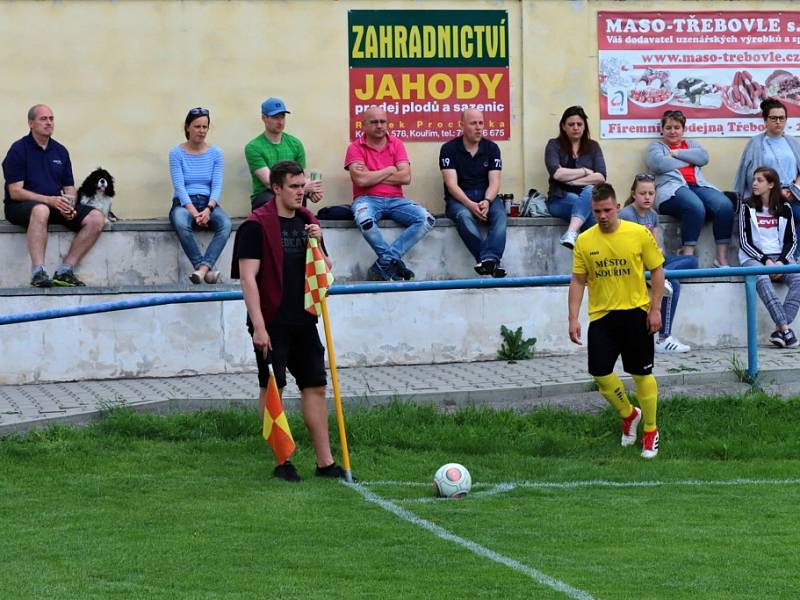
[632, 374, 658, 432]
[594, 373, 633, 419]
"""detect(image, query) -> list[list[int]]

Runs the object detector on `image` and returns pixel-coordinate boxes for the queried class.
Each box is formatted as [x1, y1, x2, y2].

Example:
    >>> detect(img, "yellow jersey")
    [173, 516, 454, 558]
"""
[572, 220, 664, 322]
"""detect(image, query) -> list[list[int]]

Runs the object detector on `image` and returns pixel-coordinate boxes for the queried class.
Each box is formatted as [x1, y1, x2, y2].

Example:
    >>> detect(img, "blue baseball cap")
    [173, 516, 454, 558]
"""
[261, 97, 290, 116]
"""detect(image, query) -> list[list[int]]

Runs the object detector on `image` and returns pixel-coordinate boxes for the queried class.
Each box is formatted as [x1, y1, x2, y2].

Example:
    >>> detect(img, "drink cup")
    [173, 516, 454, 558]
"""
[309, 169, 322, 182]
[510, 203, 520, 217]
[63, 194, 76, 208]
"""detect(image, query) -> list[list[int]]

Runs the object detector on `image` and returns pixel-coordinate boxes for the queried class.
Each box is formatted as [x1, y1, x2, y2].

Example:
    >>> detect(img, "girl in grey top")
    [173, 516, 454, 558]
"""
[619, 173, 696, 353]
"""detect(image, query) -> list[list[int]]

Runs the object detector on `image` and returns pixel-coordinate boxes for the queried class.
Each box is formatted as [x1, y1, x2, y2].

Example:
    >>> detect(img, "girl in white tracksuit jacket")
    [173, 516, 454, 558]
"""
[738, 166, 800, 348]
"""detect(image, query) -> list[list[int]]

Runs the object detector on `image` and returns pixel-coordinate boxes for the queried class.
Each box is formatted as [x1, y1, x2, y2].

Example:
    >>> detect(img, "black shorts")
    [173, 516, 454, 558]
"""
[4, 200, 96, 232]
[249, 321, 327, 390]
[587, 308, 654, 376]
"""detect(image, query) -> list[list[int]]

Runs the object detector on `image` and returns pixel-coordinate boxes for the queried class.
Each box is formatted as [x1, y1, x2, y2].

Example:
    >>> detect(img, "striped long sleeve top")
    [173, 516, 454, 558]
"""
[169, 145, 224, 206]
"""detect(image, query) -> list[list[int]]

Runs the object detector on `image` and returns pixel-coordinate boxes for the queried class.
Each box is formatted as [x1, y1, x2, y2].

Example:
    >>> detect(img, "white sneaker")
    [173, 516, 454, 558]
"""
[621, 406, 641, 447]
[560, 230, 578, 249]
[655, 336, 690, 353]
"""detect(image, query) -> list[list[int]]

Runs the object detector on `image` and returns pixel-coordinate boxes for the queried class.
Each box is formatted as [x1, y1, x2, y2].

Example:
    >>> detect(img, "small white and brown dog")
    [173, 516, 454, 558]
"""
[78, 167, 117, 223]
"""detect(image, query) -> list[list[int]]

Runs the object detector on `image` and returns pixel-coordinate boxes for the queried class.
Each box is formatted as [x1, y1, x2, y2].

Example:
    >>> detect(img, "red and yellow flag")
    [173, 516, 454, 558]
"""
[263, 364, 295, 464]
[304, 237, 334, 316]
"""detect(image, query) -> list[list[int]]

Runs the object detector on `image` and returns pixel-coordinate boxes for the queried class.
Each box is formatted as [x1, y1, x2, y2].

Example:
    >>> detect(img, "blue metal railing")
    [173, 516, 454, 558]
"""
[3, 264, 800, 381]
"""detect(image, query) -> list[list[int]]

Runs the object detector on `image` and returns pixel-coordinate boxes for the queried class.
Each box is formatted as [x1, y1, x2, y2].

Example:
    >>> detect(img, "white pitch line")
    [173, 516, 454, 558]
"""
[347, 482, 596, 600]
[511, 478, 800, 490]
[365, 480, 431, 487]
[402, 483, 518, 504]
[366, 477, 800, 491]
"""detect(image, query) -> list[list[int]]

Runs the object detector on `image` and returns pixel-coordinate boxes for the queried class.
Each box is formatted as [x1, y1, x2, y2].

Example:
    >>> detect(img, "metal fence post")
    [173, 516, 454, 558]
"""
[744, 275, 759, 381]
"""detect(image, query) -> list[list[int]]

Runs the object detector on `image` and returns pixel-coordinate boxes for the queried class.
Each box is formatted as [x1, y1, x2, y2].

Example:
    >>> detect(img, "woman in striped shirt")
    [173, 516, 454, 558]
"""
[169, 107, 231, 284]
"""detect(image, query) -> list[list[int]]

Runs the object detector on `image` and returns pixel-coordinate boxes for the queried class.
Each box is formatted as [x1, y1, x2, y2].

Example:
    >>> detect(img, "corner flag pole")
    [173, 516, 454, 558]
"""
[319, 293, 353, 483]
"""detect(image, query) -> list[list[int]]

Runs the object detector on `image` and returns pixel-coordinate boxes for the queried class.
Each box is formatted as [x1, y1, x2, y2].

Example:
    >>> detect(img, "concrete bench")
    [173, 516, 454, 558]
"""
[0, 214, 741, 289]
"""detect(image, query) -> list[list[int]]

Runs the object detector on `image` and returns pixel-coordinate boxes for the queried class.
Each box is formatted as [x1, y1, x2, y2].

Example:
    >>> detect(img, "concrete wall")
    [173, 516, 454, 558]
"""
[0, 0, 790, 384]
[0, 0, 789, 220]
[0, 280, 781, 385]
[0, 216, 736, 288]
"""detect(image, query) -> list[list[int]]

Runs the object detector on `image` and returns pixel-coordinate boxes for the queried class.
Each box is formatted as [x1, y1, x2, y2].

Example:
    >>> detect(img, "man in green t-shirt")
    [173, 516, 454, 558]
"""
[244, 97, 323, 210]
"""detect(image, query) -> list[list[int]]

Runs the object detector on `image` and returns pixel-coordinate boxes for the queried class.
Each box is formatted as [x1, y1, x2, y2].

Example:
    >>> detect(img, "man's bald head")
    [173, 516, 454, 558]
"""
[461, 108, 483, 123]
[460, 108, 485, 145]
[363, 106, 389, 142]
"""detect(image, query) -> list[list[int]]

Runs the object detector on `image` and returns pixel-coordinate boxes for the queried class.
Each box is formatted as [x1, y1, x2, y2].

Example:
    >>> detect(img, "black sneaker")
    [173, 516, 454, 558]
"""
[315, 462, 353, 480]
[367, 263, 393, 282]
[393, 260, 415, 281]
[273, 461, 302, 482]
[492, 266, 507, 278]
[30, 270, 52, 288]
[769, 330, 786, 348]
[367, 260, 395, 281]
[52, 269, 86, 287]
[474, 259, 497, 276]
[784, 329, 800, 348]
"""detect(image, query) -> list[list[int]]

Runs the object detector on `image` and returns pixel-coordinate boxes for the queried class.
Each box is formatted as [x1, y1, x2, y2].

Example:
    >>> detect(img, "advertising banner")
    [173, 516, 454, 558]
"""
[598, 11, 800, 138]
[348, 9, 510, 142]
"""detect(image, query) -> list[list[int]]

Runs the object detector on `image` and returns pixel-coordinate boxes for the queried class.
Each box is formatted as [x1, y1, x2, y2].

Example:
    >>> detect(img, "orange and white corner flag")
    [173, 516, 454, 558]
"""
[304, 236, 334, 316]
[263, 364, 295, 464]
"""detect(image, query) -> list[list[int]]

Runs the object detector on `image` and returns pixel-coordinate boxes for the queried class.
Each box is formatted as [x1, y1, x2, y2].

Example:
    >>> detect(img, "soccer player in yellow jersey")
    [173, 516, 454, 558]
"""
[568, 183, 666, 458]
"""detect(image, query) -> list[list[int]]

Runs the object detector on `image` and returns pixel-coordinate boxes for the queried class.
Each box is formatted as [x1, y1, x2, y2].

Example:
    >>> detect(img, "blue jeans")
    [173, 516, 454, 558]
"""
[658, 184, 733, 246]
[445, 189, 507, 263]
[170, 195, 232, 269]
[661, 254, 698, 338]
[352, 195, 435, 267]
[546, 186, 595, 230]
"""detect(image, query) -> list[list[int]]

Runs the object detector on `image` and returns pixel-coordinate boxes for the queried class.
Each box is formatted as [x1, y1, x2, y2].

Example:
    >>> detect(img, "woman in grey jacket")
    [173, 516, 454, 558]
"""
[646, 110, 734, 267]
[734, 98, 800, 230]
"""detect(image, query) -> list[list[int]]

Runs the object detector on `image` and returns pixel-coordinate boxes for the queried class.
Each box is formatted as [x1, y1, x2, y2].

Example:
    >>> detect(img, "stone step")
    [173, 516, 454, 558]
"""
[0, 215, 738, 288]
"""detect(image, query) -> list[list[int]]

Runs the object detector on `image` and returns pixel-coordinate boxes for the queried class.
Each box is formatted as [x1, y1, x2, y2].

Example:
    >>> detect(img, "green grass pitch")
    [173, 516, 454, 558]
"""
[1, 394, 798, 599]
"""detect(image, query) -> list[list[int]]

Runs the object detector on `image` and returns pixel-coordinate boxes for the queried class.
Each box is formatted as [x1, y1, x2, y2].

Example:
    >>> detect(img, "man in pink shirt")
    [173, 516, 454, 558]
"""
[344, 106, 434, 281]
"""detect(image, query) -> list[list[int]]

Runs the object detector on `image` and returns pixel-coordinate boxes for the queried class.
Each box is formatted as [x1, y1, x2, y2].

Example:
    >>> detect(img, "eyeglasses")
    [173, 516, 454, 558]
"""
[767, 115, 787, 122]
[634, 173, 655, 182]
[189, 107, 209, 116]
[662, 110, 684, 118]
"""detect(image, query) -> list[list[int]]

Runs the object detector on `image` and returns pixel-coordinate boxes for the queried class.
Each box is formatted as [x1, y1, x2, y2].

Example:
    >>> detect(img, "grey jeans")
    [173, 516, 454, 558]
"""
[742, 256, 800, 327]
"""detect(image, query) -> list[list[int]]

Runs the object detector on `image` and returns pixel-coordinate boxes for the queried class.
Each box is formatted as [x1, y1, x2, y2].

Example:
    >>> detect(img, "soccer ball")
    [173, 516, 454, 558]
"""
[433, 463, 472, 499]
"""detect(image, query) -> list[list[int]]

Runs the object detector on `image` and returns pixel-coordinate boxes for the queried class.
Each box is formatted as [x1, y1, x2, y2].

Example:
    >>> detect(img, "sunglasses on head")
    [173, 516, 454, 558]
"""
[189, 107, 209, 116]
[634, 173, 655, 182]
[662, 110, 684, 118]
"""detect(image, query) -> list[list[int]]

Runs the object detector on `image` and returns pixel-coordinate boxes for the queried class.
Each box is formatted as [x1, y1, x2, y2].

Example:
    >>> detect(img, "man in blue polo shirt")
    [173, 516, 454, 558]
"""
[3, 104, 104, 287]
[439, 108, 507, 278]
